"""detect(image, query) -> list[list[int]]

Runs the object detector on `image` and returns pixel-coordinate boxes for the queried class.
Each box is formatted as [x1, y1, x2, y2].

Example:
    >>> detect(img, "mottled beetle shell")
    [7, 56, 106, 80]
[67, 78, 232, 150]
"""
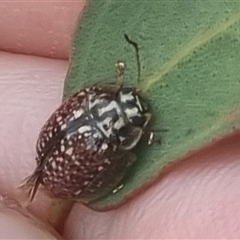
[23, 82, 151, 203]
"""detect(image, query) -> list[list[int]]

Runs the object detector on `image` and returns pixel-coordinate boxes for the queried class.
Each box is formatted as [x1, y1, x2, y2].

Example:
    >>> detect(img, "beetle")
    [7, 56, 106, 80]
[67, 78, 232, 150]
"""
[21, 35, 154, 204]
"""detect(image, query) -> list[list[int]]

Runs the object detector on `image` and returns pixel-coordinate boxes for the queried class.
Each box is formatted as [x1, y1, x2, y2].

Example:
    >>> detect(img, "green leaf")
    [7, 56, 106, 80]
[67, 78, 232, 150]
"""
[65, 0, 240, 210]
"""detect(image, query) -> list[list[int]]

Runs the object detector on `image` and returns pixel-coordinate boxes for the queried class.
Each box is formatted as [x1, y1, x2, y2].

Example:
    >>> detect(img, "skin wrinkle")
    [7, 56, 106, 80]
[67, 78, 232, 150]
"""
[0, 199, 61, 239]
[0, 51, 67, 221]
[0, 2, 84, 59]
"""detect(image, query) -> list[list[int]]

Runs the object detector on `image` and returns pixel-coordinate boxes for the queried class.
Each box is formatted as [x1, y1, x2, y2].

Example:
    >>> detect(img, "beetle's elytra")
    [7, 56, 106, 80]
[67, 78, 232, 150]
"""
[21, 35, 154, 204]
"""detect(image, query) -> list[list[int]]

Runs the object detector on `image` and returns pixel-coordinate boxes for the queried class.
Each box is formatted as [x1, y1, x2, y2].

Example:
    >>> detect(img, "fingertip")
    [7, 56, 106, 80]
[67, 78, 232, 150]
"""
[0, 198, 62, 239]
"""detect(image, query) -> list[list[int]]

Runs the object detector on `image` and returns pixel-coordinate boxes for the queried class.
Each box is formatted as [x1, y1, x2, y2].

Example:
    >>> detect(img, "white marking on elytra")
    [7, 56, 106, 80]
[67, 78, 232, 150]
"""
[44, 170, 51, 176]
[98, 166, 104, 172]
[88, 98, 101, 109]
[57, 157, 64, 162]
[97, 115, 118, 138]
[74, 189, 82, 195]
[56, 116, 62, 122]
[40, 141, 45, 148]
[100, 93, 108, 98]
[68, 116, 74, 122]
[83, 181, 89, 186]
[98, 101, 121, 116]
[120, 91, 134, 102]
[101, 143, 108, 150]
[61, 145, 65, 152]
[119, 136, 125, 142]
[101, 117, 112, 129]
[125, 107, 139, 118]
[104, 158, 111, 164]
[73, 109, 83, 119]
[84, 132, 91, 137]
[78, 91, 85, 97]
[78, 125, 91, 133]
[66, 135, 71, 140]
[47, 176, 53, 181]
[97, 123, 112, 138]
[93, 132, 101, 139]
[66, 147, 73, 155]
[114, 117, 125, 130]
[61, 123, 67, 130]
[74, 160, 80, 166]
[51, 161, 57, 169]
[86, 144, 91, 150]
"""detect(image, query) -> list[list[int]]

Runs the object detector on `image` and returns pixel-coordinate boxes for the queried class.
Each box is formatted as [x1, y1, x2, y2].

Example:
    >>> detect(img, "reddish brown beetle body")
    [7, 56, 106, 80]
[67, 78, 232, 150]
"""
[21, 36, 153, 204]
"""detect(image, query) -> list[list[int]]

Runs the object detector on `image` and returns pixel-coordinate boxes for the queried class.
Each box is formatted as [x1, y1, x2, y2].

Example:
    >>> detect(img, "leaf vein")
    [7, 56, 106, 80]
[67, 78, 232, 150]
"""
[143, 10, 240, 92]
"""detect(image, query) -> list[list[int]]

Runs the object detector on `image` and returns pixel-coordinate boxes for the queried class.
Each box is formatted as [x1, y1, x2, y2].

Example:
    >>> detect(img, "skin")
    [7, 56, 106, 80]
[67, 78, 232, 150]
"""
[1, 1, 240, 239]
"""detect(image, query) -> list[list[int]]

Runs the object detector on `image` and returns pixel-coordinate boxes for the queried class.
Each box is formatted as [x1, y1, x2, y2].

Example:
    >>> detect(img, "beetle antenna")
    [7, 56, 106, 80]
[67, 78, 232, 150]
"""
[124, 34, 141, 84]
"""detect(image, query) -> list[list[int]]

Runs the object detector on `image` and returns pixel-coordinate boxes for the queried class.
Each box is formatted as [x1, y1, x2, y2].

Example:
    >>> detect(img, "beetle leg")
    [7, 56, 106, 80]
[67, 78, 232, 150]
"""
[18, 169, 41, 206]
[112, 183, 124, 194]
[142, 128, 169, 145]
[143, 113, 152, 127]
[115, 61, 125, 86]
[81, 151, 136, 203]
